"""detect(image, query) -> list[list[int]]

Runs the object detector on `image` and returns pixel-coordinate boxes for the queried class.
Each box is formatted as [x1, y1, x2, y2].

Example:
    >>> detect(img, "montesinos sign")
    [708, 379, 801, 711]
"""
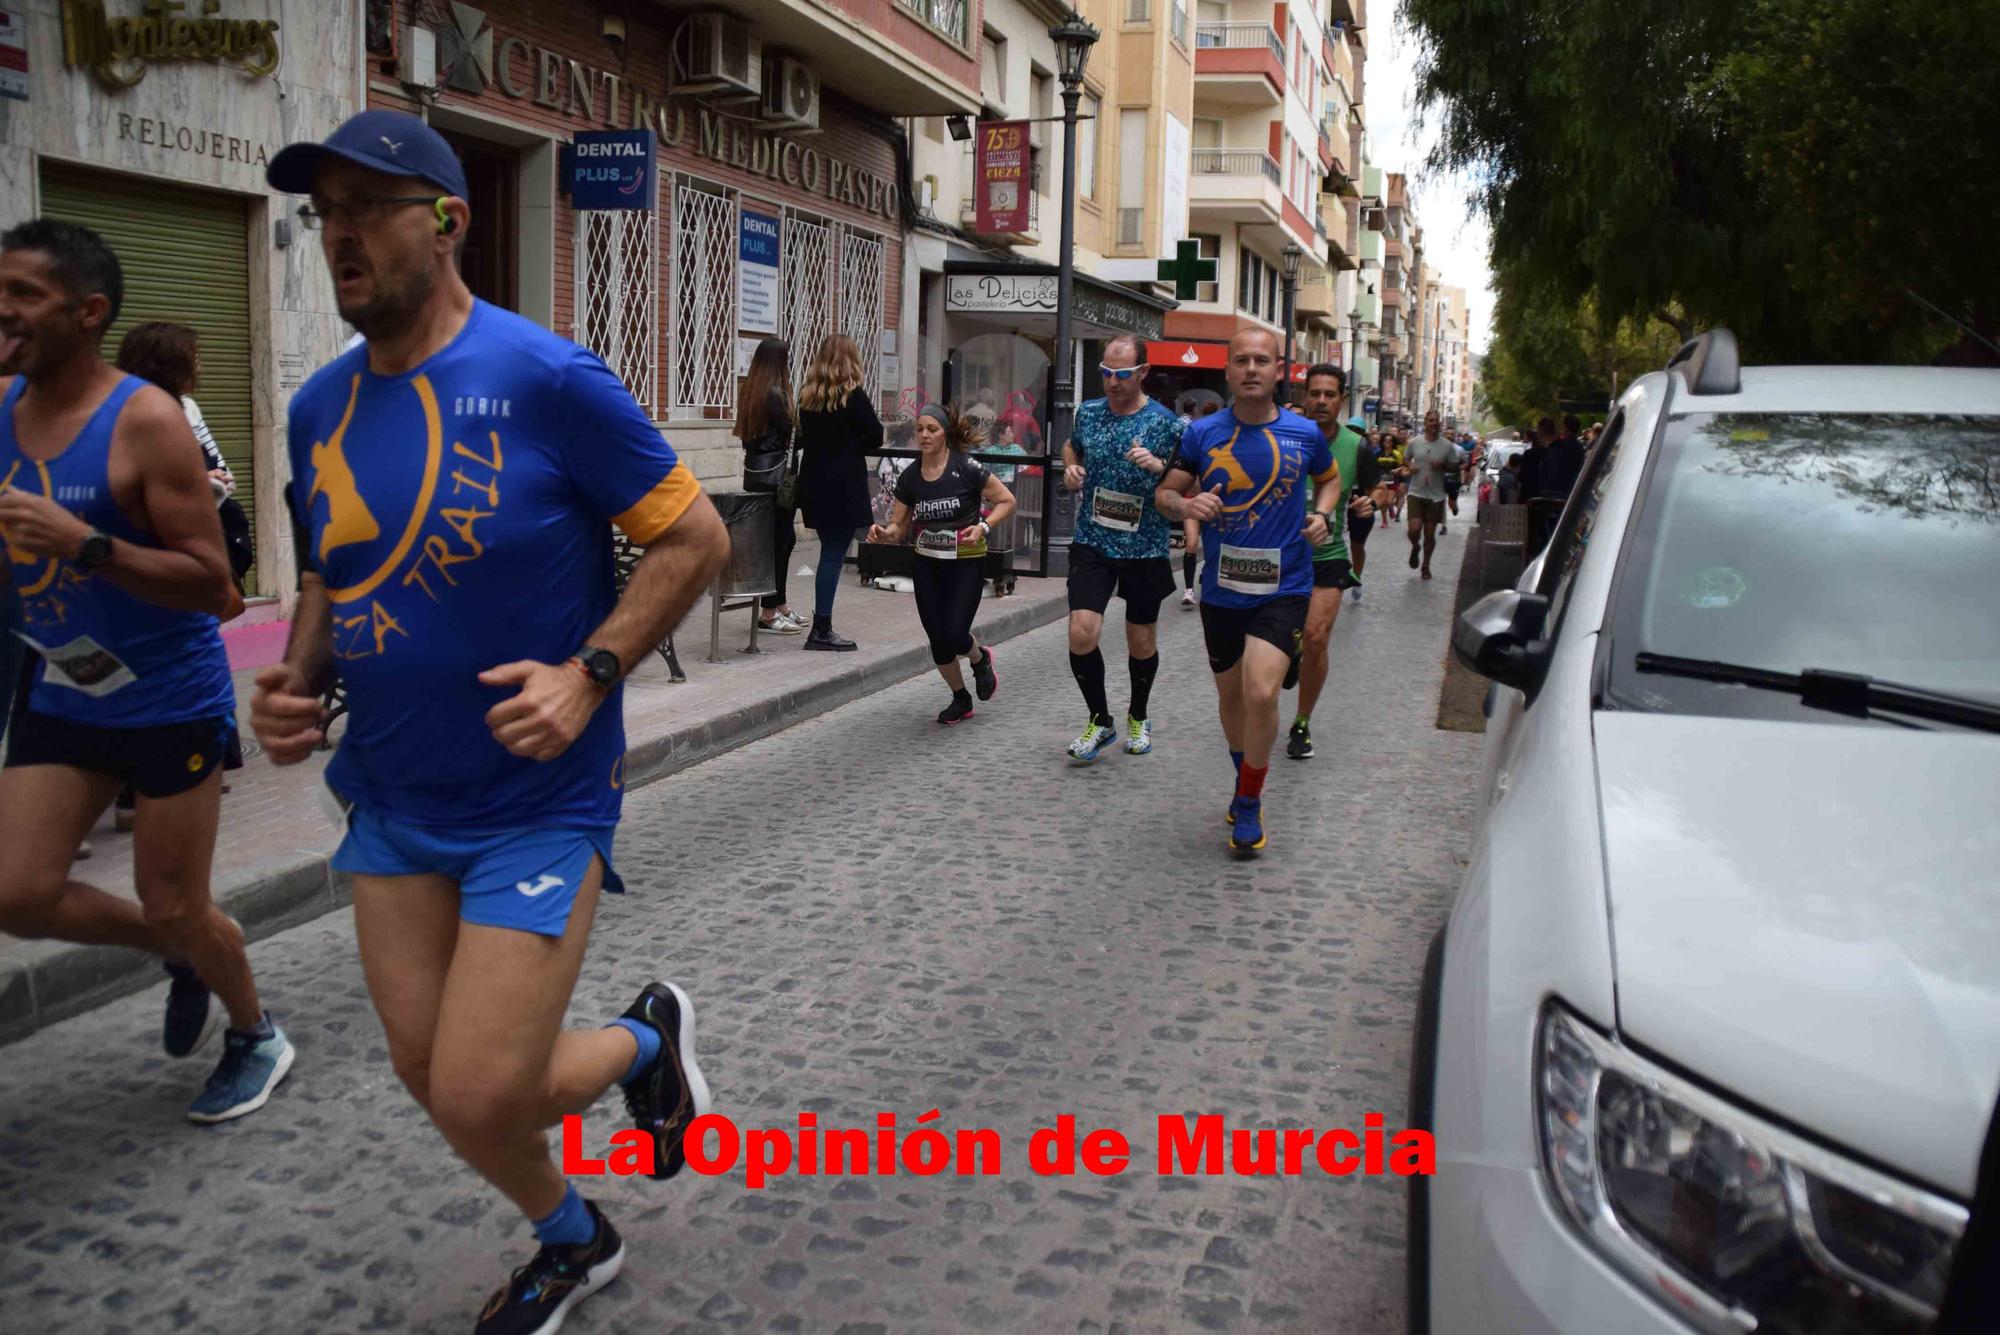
[60, 0, 281, 91]
[438, 4, 898, 223]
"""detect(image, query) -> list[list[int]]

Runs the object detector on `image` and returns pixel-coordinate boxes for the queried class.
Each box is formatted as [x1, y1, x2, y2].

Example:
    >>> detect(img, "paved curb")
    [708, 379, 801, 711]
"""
[0, 592, 1067, 1047]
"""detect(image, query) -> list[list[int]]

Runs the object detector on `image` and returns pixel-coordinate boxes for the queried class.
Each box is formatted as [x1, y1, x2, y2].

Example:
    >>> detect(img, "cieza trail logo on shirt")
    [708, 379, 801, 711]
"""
[305, 373, 506, 662]
[1, 458, 96, 634]
[1202, 426, 1306, 534]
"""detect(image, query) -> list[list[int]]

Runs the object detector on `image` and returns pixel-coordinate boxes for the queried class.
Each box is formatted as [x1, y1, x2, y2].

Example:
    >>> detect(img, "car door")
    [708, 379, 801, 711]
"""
[1477, 410, 1634, 809]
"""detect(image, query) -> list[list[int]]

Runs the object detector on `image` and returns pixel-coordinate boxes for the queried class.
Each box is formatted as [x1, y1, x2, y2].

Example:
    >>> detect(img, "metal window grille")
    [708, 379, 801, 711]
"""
[839, 229, 886, 398]
[897, 0, 966, 45]
[575, 185, 660, 415]
[670, 180, 737, 416]
[780, 212, 836, 391]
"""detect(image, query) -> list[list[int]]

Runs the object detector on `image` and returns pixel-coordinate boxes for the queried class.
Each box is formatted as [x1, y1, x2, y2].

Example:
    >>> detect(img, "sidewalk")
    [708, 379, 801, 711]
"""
[0, 537, 1067, 1044]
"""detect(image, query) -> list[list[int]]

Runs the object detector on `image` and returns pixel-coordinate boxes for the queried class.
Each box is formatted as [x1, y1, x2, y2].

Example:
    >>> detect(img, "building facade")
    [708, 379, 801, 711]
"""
[2, 0, 363, 599]
[363, 0, 980, 486]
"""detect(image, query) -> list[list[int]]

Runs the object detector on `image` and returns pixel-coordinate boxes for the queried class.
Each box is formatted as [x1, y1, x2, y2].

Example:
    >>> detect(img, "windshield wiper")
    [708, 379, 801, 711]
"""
[1633, 652, 2000, 732]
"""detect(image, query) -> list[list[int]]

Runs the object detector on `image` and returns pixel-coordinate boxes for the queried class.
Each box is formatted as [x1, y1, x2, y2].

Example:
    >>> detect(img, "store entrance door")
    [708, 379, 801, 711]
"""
[436, 129, 518, 312]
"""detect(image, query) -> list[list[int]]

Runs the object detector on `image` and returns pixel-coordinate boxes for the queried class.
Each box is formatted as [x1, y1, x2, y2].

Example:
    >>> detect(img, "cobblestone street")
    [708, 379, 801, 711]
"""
[1, 533, 1482, 1334]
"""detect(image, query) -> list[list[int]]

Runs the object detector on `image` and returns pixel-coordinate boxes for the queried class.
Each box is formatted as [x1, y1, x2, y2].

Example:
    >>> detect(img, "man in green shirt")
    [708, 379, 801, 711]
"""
[1287, 364, 1376, 760]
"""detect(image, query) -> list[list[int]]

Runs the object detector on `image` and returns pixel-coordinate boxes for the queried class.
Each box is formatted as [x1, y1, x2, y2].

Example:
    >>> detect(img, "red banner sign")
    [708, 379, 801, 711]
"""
[974, 120, 1030, 235]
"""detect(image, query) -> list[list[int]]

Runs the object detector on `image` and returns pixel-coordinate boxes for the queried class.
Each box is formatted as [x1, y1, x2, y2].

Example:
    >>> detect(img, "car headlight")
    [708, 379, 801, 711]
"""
[1536, 1003, 1967, 1334]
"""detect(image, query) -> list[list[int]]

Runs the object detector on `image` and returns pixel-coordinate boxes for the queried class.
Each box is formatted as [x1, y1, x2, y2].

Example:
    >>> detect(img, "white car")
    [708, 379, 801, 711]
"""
[1411, 331, 2000, 1334]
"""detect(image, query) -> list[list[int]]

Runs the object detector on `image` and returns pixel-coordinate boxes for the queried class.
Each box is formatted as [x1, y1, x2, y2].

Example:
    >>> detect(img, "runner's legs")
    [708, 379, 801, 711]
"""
[131, 768, 260, 1028]
[0, 762, 155, 949]
[1296, 586, 1344, 719]
[356, 865, 633, 1219]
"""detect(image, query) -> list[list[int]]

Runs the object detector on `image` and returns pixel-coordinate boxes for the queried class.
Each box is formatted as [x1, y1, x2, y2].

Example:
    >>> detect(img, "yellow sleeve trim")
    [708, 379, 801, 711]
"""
[1311, 465, 1341, 484]
[613, 463, 701, 544]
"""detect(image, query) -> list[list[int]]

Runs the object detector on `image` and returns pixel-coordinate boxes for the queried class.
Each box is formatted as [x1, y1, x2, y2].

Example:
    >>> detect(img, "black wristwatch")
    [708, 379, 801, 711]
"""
[574, 646, 622, 689]
[1313, 510, 1333, 530]
[76, 530, 114, 571]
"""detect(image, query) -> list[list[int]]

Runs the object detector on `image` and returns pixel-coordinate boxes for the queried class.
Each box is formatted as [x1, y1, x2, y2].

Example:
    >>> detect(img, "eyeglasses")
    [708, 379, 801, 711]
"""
[297, 196, 441, 230]
[1098, 363, 1148, 380]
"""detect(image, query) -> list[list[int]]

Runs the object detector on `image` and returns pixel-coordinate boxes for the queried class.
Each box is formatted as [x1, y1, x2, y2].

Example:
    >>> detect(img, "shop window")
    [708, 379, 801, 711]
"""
[576, 174, 659, 415]
[781, 211, 837, 394]
[670, 180, 738, 416]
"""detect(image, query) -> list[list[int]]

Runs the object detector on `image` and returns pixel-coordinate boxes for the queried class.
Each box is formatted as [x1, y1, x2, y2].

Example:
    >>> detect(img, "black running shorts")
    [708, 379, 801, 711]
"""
[1066, 542, 1176, 625]
[1312, 558, 1360, 591]
[1199, 596, 1309, 674]
[5, 710, 236, 798]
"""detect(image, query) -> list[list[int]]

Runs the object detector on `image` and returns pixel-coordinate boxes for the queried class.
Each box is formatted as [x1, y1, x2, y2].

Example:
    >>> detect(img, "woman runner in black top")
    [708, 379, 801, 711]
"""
[868, 405, 1016, 723]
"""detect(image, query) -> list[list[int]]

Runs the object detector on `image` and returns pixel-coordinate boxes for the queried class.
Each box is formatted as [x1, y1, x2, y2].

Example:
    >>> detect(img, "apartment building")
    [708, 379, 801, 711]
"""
[904, 0, 1185, 422]
[1149, 2, 1367, 407]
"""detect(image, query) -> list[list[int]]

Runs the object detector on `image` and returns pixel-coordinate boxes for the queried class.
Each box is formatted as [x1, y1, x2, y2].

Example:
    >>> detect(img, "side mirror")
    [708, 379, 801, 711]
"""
[1453, 589, 1552, 697]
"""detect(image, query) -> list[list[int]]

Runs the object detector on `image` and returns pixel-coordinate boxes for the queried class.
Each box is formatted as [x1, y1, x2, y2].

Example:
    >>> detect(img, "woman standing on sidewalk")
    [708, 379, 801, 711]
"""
[795, 335, 878, 651]
[735, 339, 804, 634]
[867, 405, 1015, 724]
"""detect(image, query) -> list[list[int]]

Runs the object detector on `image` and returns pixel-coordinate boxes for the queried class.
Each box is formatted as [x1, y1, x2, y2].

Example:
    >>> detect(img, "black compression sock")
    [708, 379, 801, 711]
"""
[1128, 653, 1159, 721]
[1069, 649, 1110, 723]
[1183, 553, 1198, 587]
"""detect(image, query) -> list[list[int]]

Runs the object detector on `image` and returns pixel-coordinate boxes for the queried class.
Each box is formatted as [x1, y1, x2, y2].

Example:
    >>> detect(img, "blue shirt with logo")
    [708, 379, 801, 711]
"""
[1172, 406, 1335, 608]
[1069, 396, 1183, 560]
[285, 301, 699, 833]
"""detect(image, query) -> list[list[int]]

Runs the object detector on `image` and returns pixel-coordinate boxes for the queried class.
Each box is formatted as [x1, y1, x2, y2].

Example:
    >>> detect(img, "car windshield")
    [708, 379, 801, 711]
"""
[1605, 411, 2000, 723]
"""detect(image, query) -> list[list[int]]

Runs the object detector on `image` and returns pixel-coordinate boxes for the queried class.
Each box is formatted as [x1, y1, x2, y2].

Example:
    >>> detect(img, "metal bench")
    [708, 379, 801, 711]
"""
[613, 533, 688, 682]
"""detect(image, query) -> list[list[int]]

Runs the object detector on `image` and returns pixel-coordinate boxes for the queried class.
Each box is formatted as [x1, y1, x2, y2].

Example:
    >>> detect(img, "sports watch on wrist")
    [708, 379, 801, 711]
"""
[574, 646, 621, 689]
[76, 530, 114, 571]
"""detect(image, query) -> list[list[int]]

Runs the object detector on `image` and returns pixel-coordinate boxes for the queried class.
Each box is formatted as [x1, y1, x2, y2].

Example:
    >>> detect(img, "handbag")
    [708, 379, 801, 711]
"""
[742, 419, 790, 493]
[774, 437, 802, 509]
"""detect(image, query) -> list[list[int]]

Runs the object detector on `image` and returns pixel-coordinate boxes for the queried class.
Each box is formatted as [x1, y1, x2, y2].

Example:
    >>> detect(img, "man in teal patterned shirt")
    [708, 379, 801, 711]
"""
[1060, 334, 1184, 763]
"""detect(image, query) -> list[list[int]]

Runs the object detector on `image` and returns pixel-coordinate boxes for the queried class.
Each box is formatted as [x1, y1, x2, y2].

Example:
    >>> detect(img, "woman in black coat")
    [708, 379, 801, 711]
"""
[794, 334, 879, 651]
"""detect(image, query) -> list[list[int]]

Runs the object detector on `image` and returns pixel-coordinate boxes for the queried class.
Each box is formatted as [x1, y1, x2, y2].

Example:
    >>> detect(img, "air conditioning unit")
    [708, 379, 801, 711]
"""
[759, 57, 820, 130]
[674, 14, 761, 99]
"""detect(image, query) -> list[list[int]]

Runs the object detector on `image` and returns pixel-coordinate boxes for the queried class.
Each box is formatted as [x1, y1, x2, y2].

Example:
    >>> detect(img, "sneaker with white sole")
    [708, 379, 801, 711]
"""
[1067, 719, 1116, 763]
[186, 1018, 293, 1124]
[475, 1200, 624, 1335]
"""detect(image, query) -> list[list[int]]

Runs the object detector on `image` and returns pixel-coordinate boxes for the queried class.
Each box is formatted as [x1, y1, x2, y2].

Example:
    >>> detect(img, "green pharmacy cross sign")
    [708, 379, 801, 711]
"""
[1157, 240, 1217, 301]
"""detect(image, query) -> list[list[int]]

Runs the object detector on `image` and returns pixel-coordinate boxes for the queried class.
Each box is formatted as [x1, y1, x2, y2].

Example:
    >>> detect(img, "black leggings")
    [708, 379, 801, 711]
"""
[763, 504, 798, 611]
[1183, 551, 1198, 590]
[913, 557, 985, 665]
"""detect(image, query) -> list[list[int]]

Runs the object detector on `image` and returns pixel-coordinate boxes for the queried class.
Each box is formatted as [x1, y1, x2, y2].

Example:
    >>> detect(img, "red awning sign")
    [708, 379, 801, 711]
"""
[1147, 341, 1226, 369]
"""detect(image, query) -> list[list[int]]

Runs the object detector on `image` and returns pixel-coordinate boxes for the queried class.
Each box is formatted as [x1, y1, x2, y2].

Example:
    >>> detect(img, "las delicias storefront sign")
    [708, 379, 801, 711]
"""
[438, 4, 898, 223]
[61, 0, 281, 91]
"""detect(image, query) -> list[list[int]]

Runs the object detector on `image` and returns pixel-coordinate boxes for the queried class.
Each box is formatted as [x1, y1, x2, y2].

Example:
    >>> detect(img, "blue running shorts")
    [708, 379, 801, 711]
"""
[333, 806, 623, 938]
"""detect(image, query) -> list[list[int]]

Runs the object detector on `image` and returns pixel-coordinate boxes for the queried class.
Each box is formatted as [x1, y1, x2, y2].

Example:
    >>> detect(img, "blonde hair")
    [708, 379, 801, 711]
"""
[800, 334, 864, 412]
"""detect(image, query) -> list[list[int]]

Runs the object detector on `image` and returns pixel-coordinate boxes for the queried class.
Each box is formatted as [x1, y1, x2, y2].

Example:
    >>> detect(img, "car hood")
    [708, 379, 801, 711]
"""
[1594, 712, 2000, 1197]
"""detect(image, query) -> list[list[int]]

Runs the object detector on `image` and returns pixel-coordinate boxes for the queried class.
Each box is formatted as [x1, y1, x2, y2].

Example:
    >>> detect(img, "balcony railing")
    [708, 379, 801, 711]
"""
[1118, 207, 1144, 247]
[1170, 2, 1189, 49]
[898, 0, 967, 45]
[1194, 22, 1284, 64]
[1191, 148, 1281, 186]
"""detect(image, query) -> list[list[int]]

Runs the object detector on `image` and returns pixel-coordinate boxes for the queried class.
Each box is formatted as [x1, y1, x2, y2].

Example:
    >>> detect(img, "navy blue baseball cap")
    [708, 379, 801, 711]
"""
[266, 109, 469, 200]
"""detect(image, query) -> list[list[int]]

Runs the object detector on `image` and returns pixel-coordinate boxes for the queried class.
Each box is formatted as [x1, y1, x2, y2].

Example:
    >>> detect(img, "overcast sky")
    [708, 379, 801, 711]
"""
[1366, 4, 1494, 354]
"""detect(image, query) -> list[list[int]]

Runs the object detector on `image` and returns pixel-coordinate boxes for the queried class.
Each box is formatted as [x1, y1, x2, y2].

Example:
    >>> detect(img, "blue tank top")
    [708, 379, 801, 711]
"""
[0, 375, 236, 728]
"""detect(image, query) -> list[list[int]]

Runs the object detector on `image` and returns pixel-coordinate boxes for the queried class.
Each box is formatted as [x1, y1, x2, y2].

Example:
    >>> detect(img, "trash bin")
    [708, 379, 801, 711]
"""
[711, 490, 778, 599]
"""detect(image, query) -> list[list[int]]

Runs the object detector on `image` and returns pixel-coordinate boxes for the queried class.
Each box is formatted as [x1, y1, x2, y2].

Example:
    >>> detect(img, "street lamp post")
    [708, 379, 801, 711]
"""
[1048, 10, 1099, 497]
[1279, 242, 1303, 406]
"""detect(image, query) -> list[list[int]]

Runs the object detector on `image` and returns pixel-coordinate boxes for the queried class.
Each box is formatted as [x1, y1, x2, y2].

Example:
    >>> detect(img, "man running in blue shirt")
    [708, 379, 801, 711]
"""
[251, 112, 729, 1334]
[1060, 333, 1183, 762]
[1156, 329, 1341, 858]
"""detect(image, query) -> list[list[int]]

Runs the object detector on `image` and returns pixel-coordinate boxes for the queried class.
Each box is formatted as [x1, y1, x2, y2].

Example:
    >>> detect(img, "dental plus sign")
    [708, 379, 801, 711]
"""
[1157, 240, 1218, 301]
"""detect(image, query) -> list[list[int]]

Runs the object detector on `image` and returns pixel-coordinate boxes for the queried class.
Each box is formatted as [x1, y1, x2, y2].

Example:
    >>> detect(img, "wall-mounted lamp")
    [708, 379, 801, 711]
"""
[946, 115, 972, 143]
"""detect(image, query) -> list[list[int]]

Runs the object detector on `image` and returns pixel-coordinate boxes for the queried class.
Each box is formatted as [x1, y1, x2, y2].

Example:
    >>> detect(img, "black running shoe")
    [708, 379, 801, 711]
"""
[971, 646, 998, 701]
[1408, 542, 1421, 569]
[938, 693, 975, 725]
[617, 982, 712, 1180]
[1283, 652, 1301, 691]
[1287, 720, 1315, 760]
[475, 1201, 624, 1335]
[163, 959, 219, 1058]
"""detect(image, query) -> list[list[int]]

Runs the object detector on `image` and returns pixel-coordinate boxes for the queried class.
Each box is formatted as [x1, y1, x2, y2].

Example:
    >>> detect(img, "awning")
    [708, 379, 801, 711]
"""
[1147, 341, 1311, 381]
[944, 260, 1178, 341]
